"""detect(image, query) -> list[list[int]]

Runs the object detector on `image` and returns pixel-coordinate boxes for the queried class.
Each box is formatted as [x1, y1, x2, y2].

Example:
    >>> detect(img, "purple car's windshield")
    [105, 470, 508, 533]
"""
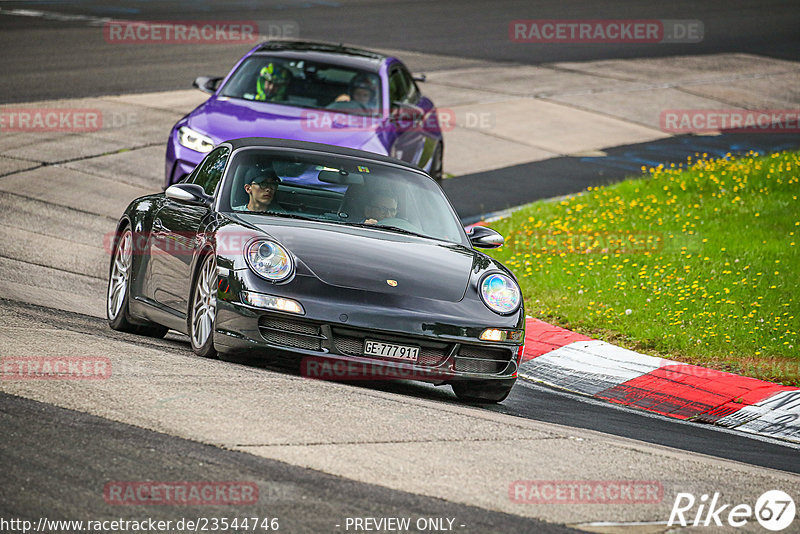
[220, 56, 382, 117]
[219, 148, 467, 246]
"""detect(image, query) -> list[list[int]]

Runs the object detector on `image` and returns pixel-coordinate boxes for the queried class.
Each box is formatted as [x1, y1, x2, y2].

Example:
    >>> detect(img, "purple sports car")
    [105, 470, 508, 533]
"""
[165, 41, 445, 189]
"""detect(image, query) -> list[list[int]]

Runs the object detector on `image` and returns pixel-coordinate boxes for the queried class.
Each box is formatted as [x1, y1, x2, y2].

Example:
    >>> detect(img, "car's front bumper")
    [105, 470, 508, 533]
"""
[214, 270, 524, 386]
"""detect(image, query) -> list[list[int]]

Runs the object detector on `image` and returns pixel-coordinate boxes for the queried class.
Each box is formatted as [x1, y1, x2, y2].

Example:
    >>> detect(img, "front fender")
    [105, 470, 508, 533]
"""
[116, 195, 166, 302]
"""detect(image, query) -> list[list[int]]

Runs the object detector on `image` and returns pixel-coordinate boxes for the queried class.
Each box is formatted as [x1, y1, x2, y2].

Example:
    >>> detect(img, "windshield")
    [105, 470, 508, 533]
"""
[220, 55, 382, 116]
[219, 148, 468, 246]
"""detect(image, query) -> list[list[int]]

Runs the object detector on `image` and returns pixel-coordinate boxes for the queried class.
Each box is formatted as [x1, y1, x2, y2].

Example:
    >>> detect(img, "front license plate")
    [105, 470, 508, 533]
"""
[363, 339, 420, 362]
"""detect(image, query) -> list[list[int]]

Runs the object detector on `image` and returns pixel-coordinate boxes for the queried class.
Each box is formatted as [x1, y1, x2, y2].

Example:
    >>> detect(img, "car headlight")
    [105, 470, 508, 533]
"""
[246, 240, 294, 282]
[178, 126, 214, 153]
[479, 273, 521, 315]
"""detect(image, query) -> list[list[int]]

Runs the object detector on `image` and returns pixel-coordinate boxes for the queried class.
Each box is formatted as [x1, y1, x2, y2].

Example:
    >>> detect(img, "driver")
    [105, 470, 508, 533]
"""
[255, 63, 291, 102]
[331, 73, 378, 112]
[363, 190, 398, 225]
[234, 169, 283, 213]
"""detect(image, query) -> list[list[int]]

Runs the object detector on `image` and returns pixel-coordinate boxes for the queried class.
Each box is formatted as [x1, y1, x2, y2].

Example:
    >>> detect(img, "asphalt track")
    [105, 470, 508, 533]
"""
[1, 0, 799, 102]
[2, 0, 799, 223]
[2, 1, 800, 530]
[1, 392, 574, 533]
[5, 297, 799, 475]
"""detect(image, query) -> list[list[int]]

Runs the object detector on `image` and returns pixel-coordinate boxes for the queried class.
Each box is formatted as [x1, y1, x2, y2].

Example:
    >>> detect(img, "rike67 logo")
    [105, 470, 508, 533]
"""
[669, 490, 796, 531]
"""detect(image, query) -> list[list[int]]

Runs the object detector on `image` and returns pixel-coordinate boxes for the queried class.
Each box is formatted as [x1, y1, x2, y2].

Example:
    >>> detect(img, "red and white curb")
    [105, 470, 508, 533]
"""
[519, 318, 800, 444]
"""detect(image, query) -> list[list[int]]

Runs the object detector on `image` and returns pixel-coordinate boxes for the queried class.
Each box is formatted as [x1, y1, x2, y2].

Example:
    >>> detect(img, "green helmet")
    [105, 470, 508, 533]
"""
[256, 63, 290, 101]
[259, 63, 290, 84]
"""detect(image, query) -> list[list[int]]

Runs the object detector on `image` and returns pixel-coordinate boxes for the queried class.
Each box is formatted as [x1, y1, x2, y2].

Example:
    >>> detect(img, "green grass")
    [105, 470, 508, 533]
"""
[486, 150, 800, 385]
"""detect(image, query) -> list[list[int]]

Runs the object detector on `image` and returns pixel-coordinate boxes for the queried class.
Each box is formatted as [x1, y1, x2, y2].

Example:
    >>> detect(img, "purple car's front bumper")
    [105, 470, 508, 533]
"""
[164, 126, 207, 189]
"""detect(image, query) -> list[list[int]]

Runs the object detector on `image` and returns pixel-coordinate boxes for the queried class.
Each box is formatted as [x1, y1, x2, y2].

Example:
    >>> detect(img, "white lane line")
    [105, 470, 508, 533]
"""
[0, 7, 119, 26]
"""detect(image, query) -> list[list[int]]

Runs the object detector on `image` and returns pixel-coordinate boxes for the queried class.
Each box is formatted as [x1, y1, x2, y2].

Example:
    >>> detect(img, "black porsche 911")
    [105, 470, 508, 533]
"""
[107, 138, 525, 402]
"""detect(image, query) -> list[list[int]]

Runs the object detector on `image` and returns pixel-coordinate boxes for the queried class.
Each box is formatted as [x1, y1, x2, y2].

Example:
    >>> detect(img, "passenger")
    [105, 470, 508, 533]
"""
[330, 73, 378, 113]
[363, 189, 399, 225]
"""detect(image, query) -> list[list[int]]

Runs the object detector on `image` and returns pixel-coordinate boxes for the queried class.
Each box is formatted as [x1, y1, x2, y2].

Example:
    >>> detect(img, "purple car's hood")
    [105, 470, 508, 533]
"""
[189, 97, 387, 152]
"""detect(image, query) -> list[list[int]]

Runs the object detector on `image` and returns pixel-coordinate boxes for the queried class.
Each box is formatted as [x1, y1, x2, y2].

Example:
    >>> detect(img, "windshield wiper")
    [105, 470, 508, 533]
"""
[345, 222, 429, 239]
[238, 211, 317, 222]
[235, 213, 433, 238]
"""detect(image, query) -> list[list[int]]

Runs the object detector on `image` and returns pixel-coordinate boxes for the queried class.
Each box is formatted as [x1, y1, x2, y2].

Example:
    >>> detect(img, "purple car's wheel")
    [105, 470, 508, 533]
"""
[190, 253, 218, 358]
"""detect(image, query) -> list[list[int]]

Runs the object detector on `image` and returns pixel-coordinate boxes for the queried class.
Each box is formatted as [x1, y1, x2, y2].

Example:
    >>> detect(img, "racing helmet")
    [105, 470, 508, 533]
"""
[256, 63, 291, 100]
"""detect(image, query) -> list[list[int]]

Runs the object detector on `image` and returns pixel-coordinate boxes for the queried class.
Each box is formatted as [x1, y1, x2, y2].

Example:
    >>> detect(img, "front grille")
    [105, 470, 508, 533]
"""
[258, 317, 325, 351]
[332, 335, 363, 356]
[332, 330, 450, 366]
[454, 345, 514, 374]
[454, 358, 505, 373]
[458, 345, 514, 360]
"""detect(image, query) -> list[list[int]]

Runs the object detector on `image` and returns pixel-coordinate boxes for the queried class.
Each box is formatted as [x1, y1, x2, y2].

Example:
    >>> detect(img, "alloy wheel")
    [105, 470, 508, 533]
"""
[191, 255, 217, 348]
[107, 230, 132, 320]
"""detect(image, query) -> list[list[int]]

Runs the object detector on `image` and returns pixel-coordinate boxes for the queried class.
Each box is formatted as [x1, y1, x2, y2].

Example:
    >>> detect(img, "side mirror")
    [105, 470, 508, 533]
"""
[165, 184, 212, 207]
[412, 73, 427, 83]
[467, 225, 504, 249]
[193, 76, 223, 95]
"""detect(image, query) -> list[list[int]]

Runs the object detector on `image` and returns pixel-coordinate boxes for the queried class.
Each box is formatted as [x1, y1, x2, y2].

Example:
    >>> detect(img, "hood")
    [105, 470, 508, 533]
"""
[188, 96, 387, 152]
[242, 218, 475, 302]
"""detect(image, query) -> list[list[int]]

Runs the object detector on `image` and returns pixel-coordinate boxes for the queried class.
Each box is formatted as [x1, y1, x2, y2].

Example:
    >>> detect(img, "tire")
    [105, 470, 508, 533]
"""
[189, 253, 218, 359]
[107, 225, 169, 338]
[430, 143, 443, 184]
[452, 381, 514, 404]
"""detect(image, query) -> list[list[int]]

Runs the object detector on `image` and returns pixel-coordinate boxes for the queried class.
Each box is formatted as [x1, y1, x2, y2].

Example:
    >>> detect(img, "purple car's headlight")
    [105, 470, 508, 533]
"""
[178, 126, 214, 153]
[479, 273, 521, 315]
[246, 240, 294, 282]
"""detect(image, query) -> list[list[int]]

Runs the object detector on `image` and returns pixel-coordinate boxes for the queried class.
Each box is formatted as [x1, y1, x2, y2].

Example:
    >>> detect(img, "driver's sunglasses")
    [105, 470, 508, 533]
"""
[252, 181, 277, 189]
